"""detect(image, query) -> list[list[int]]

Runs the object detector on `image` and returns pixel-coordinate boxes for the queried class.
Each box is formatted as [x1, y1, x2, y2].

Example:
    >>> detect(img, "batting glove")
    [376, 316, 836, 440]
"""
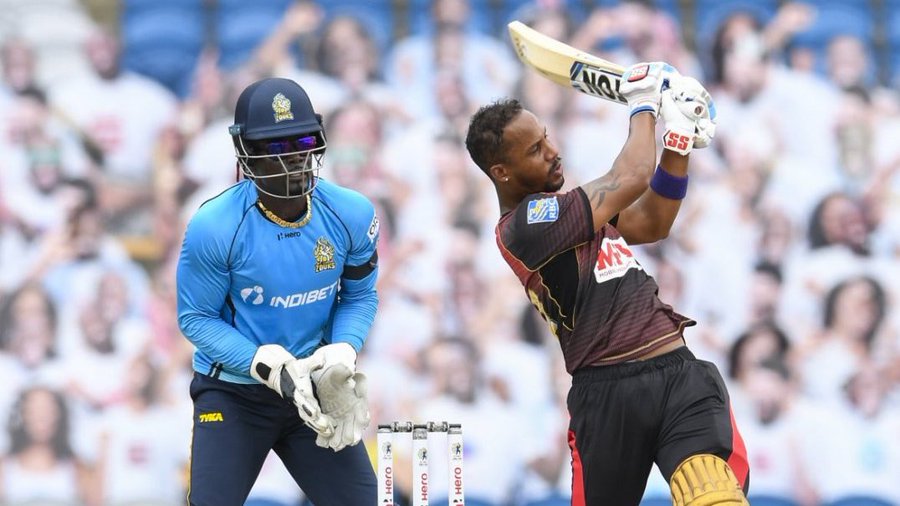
[619, 61, 679, 117]
[310, 343, 370, 452]
[251, 344, 334, 439]
[659, 76, 717, 155]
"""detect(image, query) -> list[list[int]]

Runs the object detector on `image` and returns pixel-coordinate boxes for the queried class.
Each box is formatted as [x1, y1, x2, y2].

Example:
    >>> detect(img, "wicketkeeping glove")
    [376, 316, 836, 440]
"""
[619, 61, 679, 117]
[251, 344, 334, 439]
[309, 343, 370, 452]
[659, 76, 717, 155]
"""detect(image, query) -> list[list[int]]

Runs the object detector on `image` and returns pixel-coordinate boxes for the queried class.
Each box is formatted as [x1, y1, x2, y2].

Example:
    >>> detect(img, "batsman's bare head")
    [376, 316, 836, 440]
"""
[465, 98, 522, 180]
[466, 98, 563, 198]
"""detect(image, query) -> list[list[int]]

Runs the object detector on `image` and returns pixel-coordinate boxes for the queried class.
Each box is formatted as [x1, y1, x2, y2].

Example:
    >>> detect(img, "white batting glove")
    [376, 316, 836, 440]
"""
[309, 343, 370, 452]
[659, 76, 717, 155]
[619, 62, 679, 117]
[251, 344, 334, 439]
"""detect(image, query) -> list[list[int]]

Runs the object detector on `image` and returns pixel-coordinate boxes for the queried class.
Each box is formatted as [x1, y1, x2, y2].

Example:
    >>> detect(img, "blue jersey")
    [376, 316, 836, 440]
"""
[176, 179, 379, 384]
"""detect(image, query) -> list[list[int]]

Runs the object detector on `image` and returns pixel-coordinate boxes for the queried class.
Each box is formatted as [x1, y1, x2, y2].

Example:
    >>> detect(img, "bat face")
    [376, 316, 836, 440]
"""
[508, 20, 628, 106]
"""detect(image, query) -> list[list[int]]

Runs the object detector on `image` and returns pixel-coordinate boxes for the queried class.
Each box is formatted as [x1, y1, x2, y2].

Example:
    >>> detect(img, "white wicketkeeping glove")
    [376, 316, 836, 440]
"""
[659, 75, 717, 155]
[251, 344, 334, 439]
[619, 61, 680, 117]
[309, 343, 370, 452]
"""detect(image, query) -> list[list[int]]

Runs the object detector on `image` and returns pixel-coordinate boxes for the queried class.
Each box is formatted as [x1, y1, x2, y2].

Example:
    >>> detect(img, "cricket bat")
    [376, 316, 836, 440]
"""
[508, 20, 628, 105]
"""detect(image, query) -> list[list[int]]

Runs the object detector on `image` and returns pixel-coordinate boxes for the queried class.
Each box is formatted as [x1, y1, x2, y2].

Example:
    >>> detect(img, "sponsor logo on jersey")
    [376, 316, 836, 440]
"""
[272, 93, 294, 123]
[367, 214, 379, 243]
[269, 280, 339, 308]
[594, 236, 643, 283]
[314, 237, 336, 272]
[277, 231, 302, 241]
[199, 412, 224, 423]
[240, 285, 265, 305]
[526, 197, 559, 224]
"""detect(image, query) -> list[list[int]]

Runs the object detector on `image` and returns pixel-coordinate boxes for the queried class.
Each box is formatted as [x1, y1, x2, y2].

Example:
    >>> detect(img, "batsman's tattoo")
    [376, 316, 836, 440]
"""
[585, 174, 622, 210]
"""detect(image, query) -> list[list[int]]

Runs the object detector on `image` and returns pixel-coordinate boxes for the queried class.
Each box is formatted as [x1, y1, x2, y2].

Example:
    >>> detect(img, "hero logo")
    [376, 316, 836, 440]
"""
[240, 286, 264, 305]
[382, 465, 393, 504]
[452, 466, 464, 498]
[420, 472, 428, 502]
[269, 280, 339, 308]
[594, 236, 643, 283]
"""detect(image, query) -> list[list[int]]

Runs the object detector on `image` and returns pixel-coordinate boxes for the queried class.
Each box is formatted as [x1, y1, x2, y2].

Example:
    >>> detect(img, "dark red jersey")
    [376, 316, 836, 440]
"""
[495, 188, 695, 373]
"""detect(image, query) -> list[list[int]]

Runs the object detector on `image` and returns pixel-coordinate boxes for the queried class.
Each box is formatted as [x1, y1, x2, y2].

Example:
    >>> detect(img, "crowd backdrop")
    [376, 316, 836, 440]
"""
[1, 0, 899, 504]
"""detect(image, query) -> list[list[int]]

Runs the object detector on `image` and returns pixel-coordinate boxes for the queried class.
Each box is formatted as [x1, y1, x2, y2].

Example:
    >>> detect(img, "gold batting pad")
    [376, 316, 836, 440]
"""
[670, 454, 748, 506]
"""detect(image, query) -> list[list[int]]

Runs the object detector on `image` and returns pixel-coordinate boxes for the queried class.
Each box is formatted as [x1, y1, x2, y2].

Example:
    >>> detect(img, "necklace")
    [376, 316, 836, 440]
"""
[257, 195, 312, 228]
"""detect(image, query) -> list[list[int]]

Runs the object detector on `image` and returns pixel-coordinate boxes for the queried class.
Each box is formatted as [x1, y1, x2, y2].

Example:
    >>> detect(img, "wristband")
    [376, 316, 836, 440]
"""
[650, 165, 688, 200]
[630, 104, 657, 118]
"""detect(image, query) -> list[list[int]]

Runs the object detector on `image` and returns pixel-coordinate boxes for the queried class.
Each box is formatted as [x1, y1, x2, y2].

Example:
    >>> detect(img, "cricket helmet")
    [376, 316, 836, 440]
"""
[229, 77, 327, 198]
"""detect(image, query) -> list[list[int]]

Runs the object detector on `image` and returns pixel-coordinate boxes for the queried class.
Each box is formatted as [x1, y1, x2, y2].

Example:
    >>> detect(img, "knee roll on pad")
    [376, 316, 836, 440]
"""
[670, 454, 748, 506]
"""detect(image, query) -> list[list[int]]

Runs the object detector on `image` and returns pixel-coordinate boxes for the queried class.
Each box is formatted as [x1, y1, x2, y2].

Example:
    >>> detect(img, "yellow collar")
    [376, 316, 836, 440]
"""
[256, 195, 312, 228]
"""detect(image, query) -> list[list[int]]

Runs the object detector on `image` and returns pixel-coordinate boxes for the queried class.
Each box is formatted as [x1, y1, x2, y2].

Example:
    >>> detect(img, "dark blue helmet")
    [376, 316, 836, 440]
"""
[229, 78, 327, 199]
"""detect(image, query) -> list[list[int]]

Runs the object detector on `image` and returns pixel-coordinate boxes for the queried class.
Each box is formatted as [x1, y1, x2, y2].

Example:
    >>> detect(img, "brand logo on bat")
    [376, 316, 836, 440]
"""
[569, 62, 627, 104]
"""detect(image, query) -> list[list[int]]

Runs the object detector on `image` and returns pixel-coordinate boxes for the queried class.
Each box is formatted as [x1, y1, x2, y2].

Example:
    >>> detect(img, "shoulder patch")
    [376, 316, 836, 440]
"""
[367, 214, 379, 243]
[526, 197, 559, 224]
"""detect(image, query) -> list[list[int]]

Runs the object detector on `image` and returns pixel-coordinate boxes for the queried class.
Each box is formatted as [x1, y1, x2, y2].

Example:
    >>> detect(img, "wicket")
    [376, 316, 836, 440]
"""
[377, 421, 465, 506]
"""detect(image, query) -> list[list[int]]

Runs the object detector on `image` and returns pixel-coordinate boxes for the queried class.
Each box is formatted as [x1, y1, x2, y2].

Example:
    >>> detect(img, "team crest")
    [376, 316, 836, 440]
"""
[526, 197, 559, 224]
[272, 93, 294, 123]
[314, 237, 336, 272]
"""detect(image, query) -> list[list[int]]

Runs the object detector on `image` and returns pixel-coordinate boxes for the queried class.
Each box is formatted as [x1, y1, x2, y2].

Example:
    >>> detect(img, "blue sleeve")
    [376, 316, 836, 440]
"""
[176, 211, 258, 375]
[330, 196, 379, 352]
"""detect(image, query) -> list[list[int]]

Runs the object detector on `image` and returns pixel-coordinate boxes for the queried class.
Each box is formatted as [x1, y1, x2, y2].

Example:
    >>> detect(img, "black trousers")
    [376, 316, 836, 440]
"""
[567, 347, 749, 506]
[187, 373, 376, 506]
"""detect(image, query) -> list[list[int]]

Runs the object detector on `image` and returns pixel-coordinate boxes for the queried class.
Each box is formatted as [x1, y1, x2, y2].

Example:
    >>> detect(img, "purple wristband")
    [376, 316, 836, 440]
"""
[650, 165, 689, 200]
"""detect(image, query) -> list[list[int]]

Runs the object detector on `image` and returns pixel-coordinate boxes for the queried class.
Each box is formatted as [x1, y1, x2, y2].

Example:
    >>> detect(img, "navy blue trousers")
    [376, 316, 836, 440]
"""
[188, 373, 376, 505]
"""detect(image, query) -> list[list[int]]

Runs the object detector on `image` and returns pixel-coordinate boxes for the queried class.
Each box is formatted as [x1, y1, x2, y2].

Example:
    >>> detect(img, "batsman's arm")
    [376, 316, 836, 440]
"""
[615, 149, 688, 244]
[581, 112, 657, 232]
[176, 214, 258, 375]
